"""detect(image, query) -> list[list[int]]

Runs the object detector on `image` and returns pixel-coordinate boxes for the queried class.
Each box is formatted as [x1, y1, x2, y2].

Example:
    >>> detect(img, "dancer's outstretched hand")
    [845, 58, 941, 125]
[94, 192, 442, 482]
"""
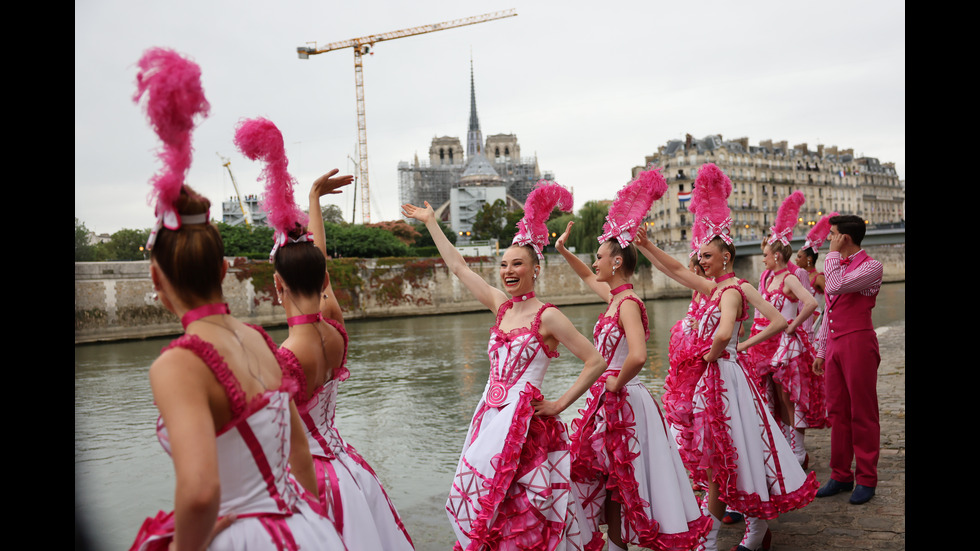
[555, 221, 573, 252]
[634, 227, 650, 249]
[531, 399, 562, 417]
[310, 169, 353, 199]
[401, 201, 434, 224]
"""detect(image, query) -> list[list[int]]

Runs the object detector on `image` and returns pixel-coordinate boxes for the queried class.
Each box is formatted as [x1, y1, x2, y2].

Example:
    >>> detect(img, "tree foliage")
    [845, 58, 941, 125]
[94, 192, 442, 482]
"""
[216, 222, 275, 259]
[75, 218, 96, 261]
[96, 228, 152, 261]
[471, 199, 510, 241]
[322, 223, 410, 258]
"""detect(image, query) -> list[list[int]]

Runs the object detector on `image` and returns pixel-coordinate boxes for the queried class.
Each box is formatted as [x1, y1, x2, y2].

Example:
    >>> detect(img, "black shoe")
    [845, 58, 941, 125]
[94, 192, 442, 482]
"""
[722, 511, 744, 524]
[849, 484, 875, 504]
[815, 478, 854, 498]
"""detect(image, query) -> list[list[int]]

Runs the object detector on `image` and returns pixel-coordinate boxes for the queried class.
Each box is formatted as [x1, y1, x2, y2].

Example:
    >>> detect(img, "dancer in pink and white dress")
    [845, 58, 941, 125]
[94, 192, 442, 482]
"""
[796, 212, 837, 344]
[130, 49, 344, 551]
[634, 164, 817, 551]
[556, 168, 710, 551]
[403, 182, 606, 551]
[233, 117, 415, 550]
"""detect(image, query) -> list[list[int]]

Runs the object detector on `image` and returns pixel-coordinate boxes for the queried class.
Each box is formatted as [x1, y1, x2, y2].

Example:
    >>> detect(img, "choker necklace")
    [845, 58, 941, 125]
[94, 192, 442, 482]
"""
[610, 283, 633, 296]
[774, 267, 789, 276]
[287, 312, 322, 327]
[181, 303, 230, 330]
[512, 291, 535, 302]
[713, 273, 736, 283]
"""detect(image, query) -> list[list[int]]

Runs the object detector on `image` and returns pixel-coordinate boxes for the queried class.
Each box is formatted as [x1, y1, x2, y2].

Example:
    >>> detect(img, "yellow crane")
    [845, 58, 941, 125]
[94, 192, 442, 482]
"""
[218, 153, 252, 228]
[297, 9, 518, 223]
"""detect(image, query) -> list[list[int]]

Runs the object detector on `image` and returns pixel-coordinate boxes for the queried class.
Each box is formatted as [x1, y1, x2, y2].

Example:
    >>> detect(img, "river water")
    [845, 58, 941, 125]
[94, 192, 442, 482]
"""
[75, 283, 904, 550]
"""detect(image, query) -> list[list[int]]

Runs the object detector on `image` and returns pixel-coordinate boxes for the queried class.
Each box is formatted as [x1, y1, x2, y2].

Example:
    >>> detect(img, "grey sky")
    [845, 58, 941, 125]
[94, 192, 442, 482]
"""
[75, 0, 905, 234]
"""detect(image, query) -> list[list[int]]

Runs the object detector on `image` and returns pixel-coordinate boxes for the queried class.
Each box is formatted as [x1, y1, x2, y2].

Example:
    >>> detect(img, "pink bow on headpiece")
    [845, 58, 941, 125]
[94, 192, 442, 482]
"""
[803, 211, 838, 252]
[767, 226, 794, 246]
[702, 216, 734, 247]
[511, 229, 544, 260]
[598, 218, 638, 249]
[269, 230, 314, 261]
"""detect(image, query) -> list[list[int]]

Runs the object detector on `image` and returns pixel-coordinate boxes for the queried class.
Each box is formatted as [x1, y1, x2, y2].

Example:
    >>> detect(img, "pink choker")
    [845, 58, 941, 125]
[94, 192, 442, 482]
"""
[610, 283, 633, 296]
[287, 312, 323, 327]
[774, 267, 789, 276]
[713, 272, 736, 283]
[181, 303, 230, 330]
[512, 291, 535, 302]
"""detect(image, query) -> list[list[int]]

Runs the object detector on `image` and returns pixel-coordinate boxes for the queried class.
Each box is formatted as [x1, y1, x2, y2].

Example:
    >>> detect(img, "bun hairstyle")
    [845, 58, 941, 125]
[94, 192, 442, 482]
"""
[151, 187, 225, 303]
[134, 47, 221, 302]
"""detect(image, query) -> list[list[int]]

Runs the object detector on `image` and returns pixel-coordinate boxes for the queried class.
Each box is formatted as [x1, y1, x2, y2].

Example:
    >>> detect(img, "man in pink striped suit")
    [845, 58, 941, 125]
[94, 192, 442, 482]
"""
[812, 215, 883, 505]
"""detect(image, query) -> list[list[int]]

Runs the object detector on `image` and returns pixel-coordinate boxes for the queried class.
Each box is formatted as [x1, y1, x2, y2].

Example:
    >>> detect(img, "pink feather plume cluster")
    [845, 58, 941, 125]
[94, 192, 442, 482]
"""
[805, 211, 839, 251]
[514, 180, 574, 250]
[690, 163, 732, 235]
[601, 166, 666, 245]
[133, 48, 210, 211]
[772, 191, 806, 236]
[233, 117, 308, 235]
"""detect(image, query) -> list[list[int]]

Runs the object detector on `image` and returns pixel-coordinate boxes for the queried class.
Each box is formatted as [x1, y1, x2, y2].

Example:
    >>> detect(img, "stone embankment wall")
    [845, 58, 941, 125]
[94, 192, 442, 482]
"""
[75, 244, 905, 343]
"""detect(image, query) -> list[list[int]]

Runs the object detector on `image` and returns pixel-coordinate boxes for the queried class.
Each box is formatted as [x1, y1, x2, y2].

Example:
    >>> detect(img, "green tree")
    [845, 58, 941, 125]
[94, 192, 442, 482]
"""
[216, 222, 275, 259]
[322, 223, 410, 258]
[321, 204, 346, 225]
[471, 199, 510, 241]
[410, 219, 457, 248]
[96, 228, 151, 261]
[75, 218, 96, 261]
[570, 201, 609, 253]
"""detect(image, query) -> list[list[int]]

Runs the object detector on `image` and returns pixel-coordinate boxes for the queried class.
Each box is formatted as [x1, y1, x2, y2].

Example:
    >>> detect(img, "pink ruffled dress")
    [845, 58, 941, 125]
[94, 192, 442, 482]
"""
[681, 285, 818, 518]
[570, 296, 711, 551]
[746, 272, 827, 430]
[279, 319, 414, 551]
[447, 302, 589, 551]
[131, 327, 346, 551]
[663, 293, 707, 441]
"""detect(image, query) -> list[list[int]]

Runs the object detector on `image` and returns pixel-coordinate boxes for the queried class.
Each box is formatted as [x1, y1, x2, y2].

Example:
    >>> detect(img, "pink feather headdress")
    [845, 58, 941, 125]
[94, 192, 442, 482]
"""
[803, 211, 839, 252]
[233, 117, 310, 260]
[690, 163, 733, 250]
[133, 48, 211, 249]
[767, 191, 806, 246]
[599, 166, 666, 248]
[512, 180, 574, 259]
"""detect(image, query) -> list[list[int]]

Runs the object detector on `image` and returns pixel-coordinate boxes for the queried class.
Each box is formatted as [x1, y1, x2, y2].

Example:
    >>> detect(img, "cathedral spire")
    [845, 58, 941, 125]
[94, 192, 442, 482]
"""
[467, 57, 483, 157]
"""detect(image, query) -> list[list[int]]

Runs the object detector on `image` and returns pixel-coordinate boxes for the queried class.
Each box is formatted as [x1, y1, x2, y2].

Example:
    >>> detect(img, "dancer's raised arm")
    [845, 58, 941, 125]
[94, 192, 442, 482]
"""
[403, 201, 507, 311]
[309, 169, 353, 324]
[555, 221, 611, 301]
[635, 230, 714, 297]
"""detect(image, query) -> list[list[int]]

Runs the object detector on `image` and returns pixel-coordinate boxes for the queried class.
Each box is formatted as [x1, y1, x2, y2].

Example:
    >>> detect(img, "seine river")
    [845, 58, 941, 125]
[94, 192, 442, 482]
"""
[75, 283, 904, 550]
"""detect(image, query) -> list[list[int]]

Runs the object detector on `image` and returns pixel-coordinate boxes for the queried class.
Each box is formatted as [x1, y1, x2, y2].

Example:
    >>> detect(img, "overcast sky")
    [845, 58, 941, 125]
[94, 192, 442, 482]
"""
[75, 0, 905, 235]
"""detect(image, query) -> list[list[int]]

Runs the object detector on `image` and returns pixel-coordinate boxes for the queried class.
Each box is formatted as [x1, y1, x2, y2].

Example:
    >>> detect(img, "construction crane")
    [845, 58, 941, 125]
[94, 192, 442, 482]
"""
[297, 9, 518, 224]
[218, 153, 252, 227]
